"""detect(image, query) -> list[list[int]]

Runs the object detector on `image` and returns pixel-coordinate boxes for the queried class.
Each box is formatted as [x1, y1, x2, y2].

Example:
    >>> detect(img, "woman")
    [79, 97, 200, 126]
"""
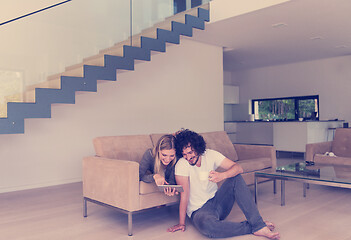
[139, 134, 177, 195]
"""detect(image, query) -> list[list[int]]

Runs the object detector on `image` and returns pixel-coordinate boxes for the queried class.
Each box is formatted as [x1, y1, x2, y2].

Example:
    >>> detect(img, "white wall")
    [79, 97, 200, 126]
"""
[233, 55, 351, 124]
[210, 0, 289, 23]
[0, 38, 224, 193]
[0, 0, 62, 23]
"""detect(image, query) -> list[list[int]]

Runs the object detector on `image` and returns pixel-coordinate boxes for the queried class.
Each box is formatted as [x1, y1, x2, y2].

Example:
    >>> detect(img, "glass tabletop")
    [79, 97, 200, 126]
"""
[256, 162, 351, 185]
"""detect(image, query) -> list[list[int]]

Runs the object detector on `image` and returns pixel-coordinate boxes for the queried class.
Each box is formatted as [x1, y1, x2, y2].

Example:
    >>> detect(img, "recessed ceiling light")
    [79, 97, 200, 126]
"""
[271, 23, 287, 28]
[335, 45, 348, 49]
[223, 47, 235, 52]
[310, 36, 323, 40]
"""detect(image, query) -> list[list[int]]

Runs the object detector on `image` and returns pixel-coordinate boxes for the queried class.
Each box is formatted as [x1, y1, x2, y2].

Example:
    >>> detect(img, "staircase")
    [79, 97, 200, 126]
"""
[0, 7, 209, 134]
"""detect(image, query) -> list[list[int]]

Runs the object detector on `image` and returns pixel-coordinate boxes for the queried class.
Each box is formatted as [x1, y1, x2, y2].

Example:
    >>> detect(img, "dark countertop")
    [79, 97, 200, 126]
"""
[224, 120, 345, 123]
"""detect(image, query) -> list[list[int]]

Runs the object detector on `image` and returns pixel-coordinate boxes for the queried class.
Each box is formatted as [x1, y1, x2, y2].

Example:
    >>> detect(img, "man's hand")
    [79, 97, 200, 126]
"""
[167, 224, 186, 233]
[208, 170, 225, 183]
[153, 174, 167, 186]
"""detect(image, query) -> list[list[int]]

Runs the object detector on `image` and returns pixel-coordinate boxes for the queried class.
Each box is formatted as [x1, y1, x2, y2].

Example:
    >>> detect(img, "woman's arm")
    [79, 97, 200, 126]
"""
[138, 149, 155, 183]
[139, 149, 168, 186]
[165, 164, 177, 185]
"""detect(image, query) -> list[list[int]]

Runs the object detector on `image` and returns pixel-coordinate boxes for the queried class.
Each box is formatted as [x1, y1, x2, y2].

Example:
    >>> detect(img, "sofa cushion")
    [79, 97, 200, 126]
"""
[139, 181, 159, 195]
[314, 154, 351, 166]
[331, 128, 351, 157]
[93, 135, 153, 163]
[237, 158, 272, 173]
[201, 131, 239, 161]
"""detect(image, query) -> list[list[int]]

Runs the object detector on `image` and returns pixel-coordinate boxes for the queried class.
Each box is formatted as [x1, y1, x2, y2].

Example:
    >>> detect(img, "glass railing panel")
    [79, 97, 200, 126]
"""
[0, 0, 211, 118]
[131, 0, 210, 47]
[174, 0, 211, 13]
[0, 0, 131, 118]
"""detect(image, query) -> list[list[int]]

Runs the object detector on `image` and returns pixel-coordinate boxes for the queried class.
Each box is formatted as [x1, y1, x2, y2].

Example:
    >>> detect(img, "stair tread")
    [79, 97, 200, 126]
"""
[26, 78, 61, 91]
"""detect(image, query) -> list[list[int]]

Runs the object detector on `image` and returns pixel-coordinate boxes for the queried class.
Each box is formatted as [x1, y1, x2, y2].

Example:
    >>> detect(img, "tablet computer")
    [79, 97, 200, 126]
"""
[157, 185, 184, 192]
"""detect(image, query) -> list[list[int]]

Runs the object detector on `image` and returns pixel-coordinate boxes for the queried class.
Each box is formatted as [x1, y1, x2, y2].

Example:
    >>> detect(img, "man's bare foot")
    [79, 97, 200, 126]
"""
[254, 226, 280, 240]
[264, 221, 275, 231]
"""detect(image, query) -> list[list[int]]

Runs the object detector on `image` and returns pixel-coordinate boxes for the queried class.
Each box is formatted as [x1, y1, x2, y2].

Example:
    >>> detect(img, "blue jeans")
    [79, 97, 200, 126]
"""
[190, 174, 266, 238]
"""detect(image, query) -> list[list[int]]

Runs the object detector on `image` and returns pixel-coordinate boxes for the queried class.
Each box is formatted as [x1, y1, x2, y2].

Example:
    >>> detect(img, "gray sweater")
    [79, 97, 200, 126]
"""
[138, 148, 176, 184]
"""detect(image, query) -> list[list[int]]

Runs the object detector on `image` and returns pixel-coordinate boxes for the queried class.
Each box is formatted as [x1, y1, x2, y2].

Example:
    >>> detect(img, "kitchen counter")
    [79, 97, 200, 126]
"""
[227, 120, 344, 151]
[224, 120, 344, 123]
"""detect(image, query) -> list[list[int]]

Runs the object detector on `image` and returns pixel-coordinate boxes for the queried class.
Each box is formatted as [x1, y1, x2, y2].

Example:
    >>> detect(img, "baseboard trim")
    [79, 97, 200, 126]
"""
[0, 178, 81, 194]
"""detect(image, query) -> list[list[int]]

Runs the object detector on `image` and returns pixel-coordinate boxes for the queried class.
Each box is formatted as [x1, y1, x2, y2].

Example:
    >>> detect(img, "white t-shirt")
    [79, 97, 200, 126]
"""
[175, 149, 226, 217]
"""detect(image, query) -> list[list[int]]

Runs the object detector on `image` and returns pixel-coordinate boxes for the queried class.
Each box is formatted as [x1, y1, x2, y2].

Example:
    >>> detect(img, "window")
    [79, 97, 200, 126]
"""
[252, 95, 319, 121]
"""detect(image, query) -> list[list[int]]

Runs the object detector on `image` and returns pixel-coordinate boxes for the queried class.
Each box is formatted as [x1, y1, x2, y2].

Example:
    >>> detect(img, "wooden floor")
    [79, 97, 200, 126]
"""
[1, 159, 351, 240]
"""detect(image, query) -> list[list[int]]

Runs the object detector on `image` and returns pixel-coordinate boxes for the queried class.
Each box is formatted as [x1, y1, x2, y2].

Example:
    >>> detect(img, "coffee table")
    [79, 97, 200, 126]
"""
[254, 162, 351, 206]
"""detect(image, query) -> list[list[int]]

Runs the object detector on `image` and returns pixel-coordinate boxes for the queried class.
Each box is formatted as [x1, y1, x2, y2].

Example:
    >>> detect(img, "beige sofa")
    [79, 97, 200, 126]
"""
[82, 131, 277, 235]
[306, 128, 351, 165]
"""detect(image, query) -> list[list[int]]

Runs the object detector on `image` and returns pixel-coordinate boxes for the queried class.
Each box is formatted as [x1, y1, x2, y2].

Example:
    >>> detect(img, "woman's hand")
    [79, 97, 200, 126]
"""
[153, 174, 167, 186]
[167, 224, 186, 232]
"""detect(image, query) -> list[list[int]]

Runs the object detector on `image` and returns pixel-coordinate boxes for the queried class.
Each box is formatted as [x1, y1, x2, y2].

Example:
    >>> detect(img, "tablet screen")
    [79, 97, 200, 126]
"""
[157, 185, 184, 192]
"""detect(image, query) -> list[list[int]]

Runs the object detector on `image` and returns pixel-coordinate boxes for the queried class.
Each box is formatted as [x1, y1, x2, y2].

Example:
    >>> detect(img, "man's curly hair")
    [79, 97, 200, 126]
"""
[175, 129, 206, 158]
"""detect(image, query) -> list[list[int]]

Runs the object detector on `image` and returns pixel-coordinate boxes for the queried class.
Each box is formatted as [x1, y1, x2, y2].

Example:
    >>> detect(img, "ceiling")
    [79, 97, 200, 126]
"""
[192, 0, 351, 71]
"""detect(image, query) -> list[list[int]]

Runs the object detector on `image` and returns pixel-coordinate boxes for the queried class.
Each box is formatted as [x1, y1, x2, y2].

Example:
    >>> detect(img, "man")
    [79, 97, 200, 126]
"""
[167, 129, 280, 239]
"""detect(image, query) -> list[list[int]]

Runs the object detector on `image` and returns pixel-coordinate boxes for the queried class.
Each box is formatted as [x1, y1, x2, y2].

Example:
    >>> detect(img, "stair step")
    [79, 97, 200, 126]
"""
[139, 27, 158, 39]
[116, 69, 131, 74]
[84, 54, 105, 66]
[24, 90, 36, 102]
[110, 38, 131, 48]
[65, 54, 105, 72]
[0, 108, 7, 118]
[4, 90, 36, 104]
[98, 45, 125, 57]
[1, 92, 23, 117]
[47, 72, 62, 81]
[164, 6, 199, 23]
[49, 7, 201, 81]
[26, 78, 61, 91]
[100, 40, 129, 55]
[64, 66, 84, 77]
[47, 66, 84, 79]
[153, 20, 173, 32]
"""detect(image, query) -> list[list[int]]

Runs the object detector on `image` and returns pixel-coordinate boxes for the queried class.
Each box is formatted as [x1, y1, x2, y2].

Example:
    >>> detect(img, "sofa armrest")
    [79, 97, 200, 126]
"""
[82, 156, 140, 212]
[305, 141, 332, 162]
[233, 144, 277, 169]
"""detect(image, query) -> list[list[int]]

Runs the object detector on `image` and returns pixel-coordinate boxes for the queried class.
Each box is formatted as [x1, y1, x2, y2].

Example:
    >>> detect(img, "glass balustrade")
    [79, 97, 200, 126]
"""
[131, 0, 210, 47]
[0, 0, 210, 118]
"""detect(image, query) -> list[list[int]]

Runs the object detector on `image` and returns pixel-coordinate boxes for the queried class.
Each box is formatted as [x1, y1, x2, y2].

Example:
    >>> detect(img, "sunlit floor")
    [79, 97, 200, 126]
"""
[1, 157, 351, 240]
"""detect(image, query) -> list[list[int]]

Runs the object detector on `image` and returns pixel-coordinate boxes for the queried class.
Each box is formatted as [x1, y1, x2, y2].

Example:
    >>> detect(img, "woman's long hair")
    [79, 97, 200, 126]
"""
[153, 134, 177, 174]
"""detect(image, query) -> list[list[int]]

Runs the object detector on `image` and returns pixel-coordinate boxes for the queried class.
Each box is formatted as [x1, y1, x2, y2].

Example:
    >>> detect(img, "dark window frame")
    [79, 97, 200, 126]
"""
[251, 95, 319, 121]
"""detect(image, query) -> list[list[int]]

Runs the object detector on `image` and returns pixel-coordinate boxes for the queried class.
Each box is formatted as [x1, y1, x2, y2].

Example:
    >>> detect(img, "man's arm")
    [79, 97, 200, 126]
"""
[167, 175, 189, 232]
[209, 158, 243, 183]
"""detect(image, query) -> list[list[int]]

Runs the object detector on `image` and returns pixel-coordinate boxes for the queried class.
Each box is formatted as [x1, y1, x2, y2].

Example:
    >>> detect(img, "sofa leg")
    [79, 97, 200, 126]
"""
[128, 212, 133, 236]
[83, 198, 87, 217]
